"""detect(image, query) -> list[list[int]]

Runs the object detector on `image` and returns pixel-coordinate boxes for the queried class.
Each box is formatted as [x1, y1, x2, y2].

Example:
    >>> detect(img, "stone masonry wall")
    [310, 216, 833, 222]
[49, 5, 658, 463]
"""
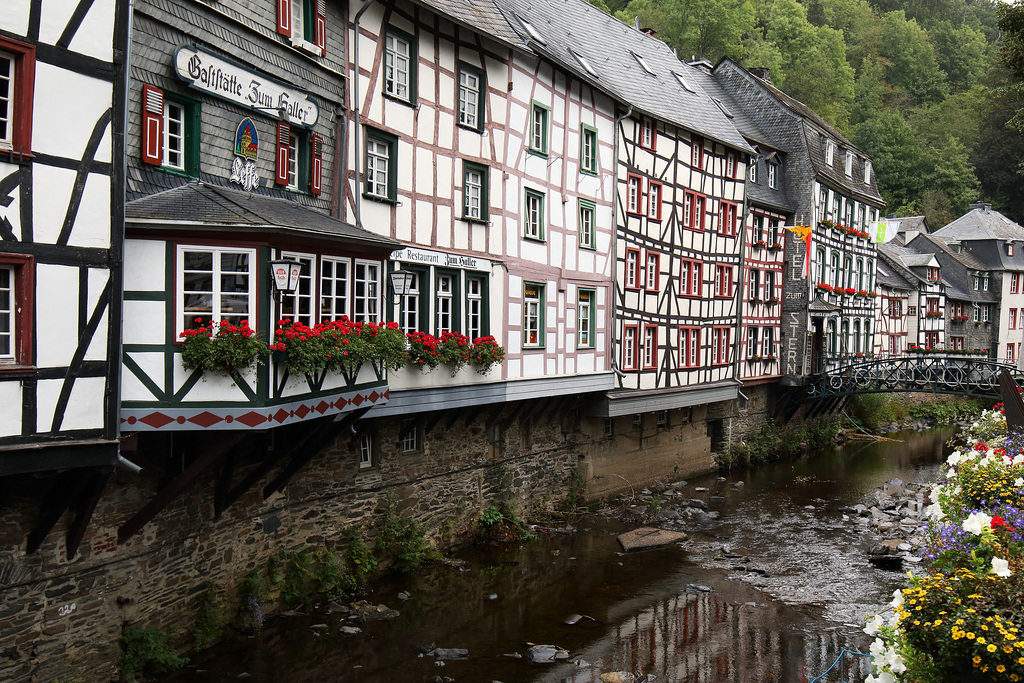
[0, 403, 583, 683]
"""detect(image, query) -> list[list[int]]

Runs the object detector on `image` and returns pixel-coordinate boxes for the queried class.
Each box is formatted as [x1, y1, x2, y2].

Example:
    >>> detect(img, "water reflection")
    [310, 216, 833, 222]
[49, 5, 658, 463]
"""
[163, 428, 954, 683]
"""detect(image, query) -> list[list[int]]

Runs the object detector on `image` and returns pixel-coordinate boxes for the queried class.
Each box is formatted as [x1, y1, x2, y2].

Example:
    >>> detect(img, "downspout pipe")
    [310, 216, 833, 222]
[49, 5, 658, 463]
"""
[351, 0, 376, 229]
[609, 105, 632, 381]
[733, 179, 750, 390]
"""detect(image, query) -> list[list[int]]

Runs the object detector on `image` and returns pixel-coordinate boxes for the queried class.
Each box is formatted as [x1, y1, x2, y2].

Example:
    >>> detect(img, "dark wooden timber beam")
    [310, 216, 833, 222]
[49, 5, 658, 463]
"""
[118, 432, 244, 543]
[220, 437, 282, 515]
[261, 410, 367, 498]
[27, 471, 89, 553]
[65, 469, 112, 559]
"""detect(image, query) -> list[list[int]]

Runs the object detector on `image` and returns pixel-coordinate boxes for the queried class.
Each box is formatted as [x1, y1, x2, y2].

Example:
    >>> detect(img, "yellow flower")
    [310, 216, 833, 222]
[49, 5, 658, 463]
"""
[987, 644, 997, 653]
[968, 632, 976, 639]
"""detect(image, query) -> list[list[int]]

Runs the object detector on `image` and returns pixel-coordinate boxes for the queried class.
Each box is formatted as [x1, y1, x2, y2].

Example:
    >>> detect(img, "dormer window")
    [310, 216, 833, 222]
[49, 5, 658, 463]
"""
[928, 267, 940, 281]
[1008, 243, 1015, 257]
[825, 140, 835, 166]
[672, 71, 695, 93]
[863, 160, 872, 184]
[844, 151, 853, 177]
[631, 51, 656, 76]
[516, 15, 546, 45]
[569, 49, 598, 78]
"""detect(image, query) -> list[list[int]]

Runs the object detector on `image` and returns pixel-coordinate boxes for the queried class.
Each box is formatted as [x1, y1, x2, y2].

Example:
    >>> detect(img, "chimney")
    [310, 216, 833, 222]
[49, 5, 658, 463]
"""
[969, 201, 991, 213]
[749, 67, 771, 83]
[687, 58, 713, 74]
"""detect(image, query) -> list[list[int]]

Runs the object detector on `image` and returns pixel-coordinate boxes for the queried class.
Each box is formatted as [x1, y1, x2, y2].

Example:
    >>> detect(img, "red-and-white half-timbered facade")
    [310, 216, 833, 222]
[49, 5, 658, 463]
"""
[344, 0, 617, 418]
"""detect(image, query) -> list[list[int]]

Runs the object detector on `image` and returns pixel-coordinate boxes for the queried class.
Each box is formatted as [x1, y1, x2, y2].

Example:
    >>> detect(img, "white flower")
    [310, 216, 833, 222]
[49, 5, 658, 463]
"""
[926, 501, 945, 521]
[963, 511, 992, 535]
[992, 557, 1012, 578]
[946, 451, 963, 467]
[870, 637, 887, 658]
[890, 589, 904, 609]
[864, 614, 884, 635]
[1013, 455, 1024, 466]
[1016, 477, 1023, 487]
[867, 671, 896, 683]
[885, 650, 906, 673]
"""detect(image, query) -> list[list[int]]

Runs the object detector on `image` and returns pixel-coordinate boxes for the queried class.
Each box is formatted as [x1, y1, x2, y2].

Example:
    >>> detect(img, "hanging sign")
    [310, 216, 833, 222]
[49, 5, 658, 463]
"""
[871, 220, 900, 244]
[174, 45, 320, 128]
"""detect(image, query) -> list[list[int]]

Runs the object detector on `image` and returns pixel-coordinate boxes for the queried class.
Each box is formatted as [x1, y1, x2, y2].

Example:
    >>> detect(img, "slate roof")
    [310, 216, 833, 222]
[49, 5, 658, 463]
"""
[874, 259, 914, 291]
[878, 243, 937, 287]
[412, 0, 528, 49]
[126, 181, 401, 249]
[491, 0, 752, 153]
[907, 233, 998, 304]
[712, 58, 883, 207]
[894, 215, 929, 235]
[935, 205, 1024, 241]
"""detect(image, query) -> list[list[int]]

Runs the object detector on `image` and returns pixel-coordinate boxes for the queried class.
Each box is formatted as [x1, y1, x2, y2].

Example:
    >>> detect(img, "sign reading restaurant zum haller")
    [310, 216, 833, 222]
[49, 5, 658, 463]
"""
[392, 247, 491, 272]
[174, 46, 319, 128]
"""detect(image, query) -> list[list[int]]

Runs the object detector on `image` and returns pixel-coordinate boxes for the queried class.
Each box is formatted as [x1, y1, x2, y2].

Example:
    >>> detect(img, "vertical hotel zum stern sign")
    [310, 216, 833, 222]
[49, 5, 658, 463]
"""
[173, 46, 321, 189]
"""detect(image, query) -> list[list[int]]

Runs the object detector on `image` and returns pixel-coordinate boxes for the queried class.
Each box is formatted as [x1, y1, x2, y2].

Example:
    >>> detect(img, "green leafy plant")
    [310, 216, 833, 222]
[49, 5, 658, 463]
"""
[191, 582, 222, 651]
[344, 526, 378, 588]
[375, 496, 431, 570]
[437, 331, 473, 374]
[237, 569, 269, 634]
[405, 331, 441, 370]
[179, 319, 266, 375]
[119, 626, 188, 680]
[469, 336, 505, 374]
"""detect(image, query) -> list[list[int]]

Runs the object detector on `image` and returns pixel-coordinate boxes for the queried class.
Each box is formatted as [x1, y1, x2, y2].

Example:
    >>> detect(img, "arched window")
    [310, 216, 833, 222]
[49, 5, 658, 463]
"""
[844, 255, 853, 288]
[864, 319, 872, 353]
[830, 251, 840, 287]
[841, 320, 850, 353]
[815, 246, 826, 284]
[857, 258, 865, 290]
[854, 319, 862, 353]
[827, 320, 837, 356]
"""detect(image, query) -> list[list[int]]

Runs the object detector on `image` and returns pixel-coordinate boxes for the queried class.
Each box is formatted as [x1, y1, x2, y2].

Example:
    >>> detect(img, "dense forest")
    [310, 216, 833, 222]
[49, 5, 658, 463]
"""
[586, 0, 1024, 227]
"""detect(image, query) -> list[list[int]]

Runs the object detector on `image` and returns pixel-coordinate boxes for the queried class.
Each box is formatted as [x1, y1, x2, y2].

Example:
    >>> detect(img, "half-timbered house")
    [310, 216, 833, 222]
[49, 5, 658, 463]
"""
[713, 60, 884, 388]
[874, 259, 914, 357]
[877, 243, 946, 351]
[343, 0, 617, 461]
[0, 0, 127, 550]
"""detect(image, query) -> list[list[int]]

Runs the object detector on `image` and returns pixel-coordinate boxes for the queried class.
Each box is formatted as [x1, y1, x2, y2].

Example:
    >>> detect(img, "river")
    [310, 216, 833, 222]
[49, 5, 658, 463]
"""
[161, 427, 954, 683]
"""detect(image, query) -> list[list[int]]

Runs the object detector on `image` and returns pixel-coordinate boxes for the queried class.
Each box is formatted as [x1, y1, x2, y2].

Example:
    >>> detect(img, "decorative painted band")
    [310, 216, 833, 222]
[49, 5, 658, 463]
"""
[119, 386, 389, 431]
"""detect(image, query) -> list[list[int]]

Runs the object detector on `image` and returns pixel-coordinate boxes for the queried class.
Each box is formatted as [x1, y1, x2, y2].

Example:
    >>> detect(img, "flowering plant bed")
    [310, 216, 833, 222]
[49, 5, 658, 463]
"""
[952, 315, 970, 323]
[179, 319, 267, 375]
[768, 242, 784, 252]
[864, 411, 1024, 682]
[272, 319, 407, 376]
[754, 239, 767, 249]
[925, 312, 944, 319]
[818, 218, 871, 239]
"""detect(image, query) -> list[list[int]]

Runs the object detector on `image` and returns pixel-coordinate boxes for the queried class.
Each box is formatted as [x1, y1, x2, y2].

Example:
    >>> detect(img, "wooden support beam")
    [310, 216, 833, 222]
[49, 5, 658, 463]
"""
[65, 469, 111, 559]
[444, 410, 460, 432]
[262, 412, 362, 498]
[27, 471, 89, 553]
[214, 451, 237, 519]
[221, 440, 282, 513]
[118, 432, 243, 543]
[423, 410, 445, 436]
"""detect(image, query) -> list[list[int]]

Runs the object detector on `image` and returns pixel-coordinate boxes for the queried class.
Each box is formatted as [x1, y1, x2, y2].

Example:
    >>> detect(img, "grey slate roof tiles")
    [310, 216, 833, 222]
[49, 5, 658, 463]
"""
[492, 0, 752, 153]
[126, 180, 401, 248]
[934, 206, 1024, 242]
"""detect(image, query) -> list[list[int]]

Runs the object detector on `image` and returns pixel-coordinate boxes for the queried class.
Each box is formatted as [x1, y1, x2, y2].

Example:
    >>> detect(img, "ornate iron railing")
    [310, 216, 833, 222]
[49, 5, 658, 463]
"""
[808, 355, 1024, 398]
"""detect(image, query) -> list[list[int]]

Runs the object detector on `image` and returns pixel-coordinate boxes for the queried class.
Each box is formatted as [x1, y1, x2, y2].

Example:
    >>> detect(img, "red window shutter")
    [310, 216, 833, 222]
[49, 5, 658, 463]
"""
[309, 134, 323, 195]
[277, 0, 292, 36]
[275, 123, 290, 185]
[315, 0, 326, 55]
[141, 85, 163, 166]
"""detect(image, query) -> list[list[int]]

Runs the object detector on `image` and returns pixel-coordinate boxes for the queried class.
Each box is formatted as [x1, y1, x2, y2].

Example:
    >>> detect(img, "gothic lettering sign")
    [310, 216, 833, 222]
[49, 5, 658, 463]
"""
[229, 157, 260, 191]
[174, 46, 319, 128]
[392, 246, 491, 272]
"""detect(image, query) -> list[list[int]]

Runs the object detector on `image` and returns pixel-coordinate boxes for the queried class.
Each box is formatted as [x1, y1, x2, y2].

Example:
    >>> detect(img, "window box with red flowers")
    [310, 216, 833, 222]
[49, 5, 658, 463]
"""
[754, 239, 767, 250]
[762, 355, 776, 362]
[766, 297, 779, 305]
[768, 242, 784, 252]
[272, 318, 406, 381]
[925, 312, 944, 319]
[952, 315, 969, 324]
[843, 287, 857, 296]
[179, 319, 268, 375]
[816, 282, 834, 293]
[468, 336, 505, 374]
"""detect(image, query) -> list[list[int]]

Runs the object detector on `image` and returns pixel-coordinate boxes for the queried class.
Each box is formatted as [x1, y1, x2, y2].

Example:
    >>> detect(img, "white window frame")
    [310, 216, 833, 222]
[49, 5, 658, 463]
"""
[463, 164, 485, 220]
[577, 288, 594, 348]
[400, 418, 420, 453]
[767, 162, 777, 189]
[643, 325, 656, 368]
[0, 52, 13, 149]
[163, 100, 186, 171]
[524, 189, 545, 240]
[0, 264, 13, 360]
[524, 282, 543, 348]
[578, 200, 596, 249]
[353, 259, 380, 323]
[467, 276, 483, 340]
[286, 132, 299, 190]
[384, 32, 412, 101]
[747, 326, 759, 358]
[279, 251, 315, 327]
[458, 66, 482, 130]
[319, 256, 351, 321]
[844, 151, 854, 177]
[177, 246, 257, 336]
[366, 137, 391, 199]
[436, 273, 454, 334]
[358, 433, 374, 469]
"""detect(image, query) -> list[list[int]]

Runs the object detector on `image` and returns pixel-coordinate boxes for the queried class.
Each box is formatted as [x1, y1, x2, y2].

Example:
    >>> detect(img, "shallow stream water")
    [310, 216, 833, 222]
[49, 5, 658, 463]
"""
[161, 427, 955, 683]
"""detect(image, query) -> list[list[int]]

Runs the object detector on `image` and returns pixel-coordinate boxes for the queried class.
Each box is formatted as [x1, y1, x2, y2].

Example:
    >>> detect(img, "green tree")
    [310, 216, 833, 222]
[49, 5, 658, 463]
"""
[929, 21, 992, 94]
[878, 11, 949, 106]
[853, 110, 925, 213]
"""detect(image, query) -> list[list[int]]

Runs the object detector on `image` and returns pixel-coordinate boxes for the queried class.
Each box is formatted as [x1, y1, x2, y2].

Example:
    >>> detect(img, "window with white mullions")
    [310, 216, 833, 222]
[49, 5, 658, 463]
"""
[353, 260, 380, 323]
[319, 257, 350, 321]
[384, 32, 412, 101]
[0, 53, 11, 147]
[366, 138, 390, 198]
[524, 282, 543, 348]
[358, 433, 374, 469]
[286, 133, 299, 190]
[467, 276, 483, 340]
[577, 289, 594, 348]
[0, 266, 13, 359]
[398, 270, 421, 334]
[436, 273, 454, 333]
[179, 247, 256, 333]
[747, 326, 759, 358]
[763, 327, 774, 357]
[462, 162, 488, 221]
[164, 100, 185, 171]
[279, 252, 315, 327]
[458, 65, 484, 130]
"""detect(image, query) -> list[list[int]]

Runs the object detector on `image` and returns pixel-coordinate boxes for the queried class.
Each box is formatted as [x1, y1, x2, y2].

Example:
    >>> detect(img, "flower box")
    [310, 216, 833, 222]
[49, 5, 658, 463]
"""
[754, 240, 767, 249]
[768, 242, 783, 252]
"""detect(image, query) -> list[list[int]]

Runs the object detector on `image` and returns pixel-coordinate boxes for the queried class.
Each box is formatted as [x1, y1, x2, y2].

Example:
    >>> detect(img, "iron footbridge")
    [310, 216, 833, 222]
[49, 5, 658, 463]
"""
[808, 355, 1024, 399]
